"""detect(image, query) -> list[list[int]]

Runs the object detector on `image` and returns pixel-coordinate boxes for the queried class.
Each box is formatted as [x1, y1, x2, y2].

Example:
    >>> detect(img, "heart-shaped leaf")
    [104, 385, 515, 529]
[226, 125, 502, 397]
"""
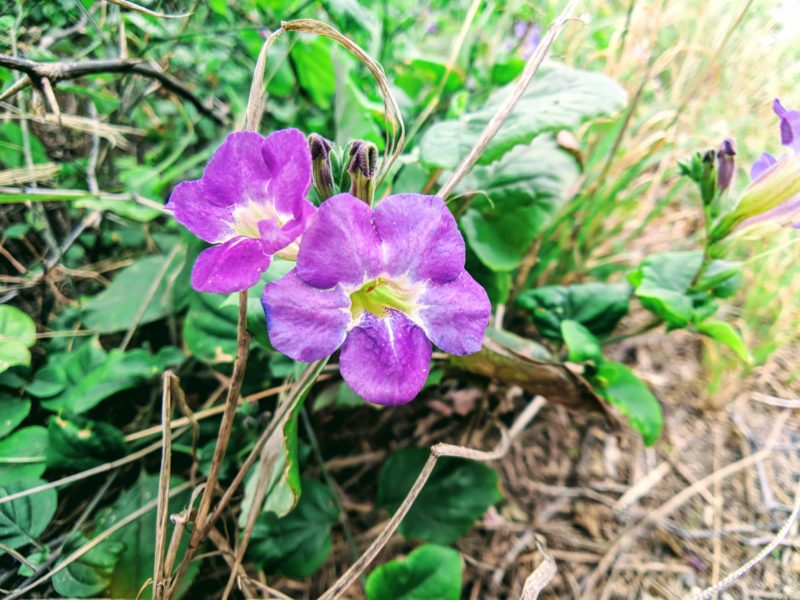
[377, 447, 503, 544]
[366, 544, 462, 600]
[0, 479, 57, 553]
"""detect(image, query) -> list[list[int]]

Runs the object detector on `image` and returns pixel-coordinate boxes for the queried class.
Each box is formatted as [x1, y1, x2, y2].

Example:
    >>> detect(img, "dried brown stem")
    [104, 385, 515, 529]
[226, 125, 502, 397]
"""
[186, 293, 250, 543]
[0, 53, 225, 124]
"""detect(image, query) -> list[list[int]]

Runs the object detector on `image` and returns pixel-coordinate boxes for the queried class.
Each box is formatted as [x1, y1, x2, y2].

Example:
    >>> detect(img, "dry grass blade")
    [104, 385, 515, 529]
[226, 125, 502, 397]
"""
[0, 163, 59, 186]
[318, 396, 547, 600]
[520, 541, 558, 600]
[245, 18, 405, 185]
[4, 481, 193, 600]
[437, 0, 581, 199]
[106, 0, 191, 19]
[153, 372, 177, 600]
[1, 111, 143, 148]
[692, 477, 800, 599]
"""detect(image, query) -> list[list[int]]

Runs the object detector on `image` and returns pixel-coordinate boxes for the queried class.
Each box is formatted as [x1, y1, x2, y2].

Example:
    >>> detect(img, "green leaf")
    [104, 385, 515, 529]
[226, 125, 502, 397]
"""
[420, 62, 627, 169]
[561, 320, 602, 363]
[34, 341, 170, 414]
[239, 392, 303, 525]
[517, 282, 631, 340]
[628, 251, 704, 328]
[0, 426, 48, 484]
[0, 479, 57, 553]
[457, 136, 581, 271]
[377, 447, 503, 544]
[366, 544, 462, 600]
[593, 361, 663, 446]
[94, 472, 197, 600]
[82, 248, 188, 333]
[184, 290, 239, 363]
[695, 320, 751, 363]
[248, 478, 339, 579]
[0, 305, 36, 373]
[47, 414, 127, 471]
[291, 37, 336, 110]
[51, 533, 125, 598]
[0, 393, 31, 438]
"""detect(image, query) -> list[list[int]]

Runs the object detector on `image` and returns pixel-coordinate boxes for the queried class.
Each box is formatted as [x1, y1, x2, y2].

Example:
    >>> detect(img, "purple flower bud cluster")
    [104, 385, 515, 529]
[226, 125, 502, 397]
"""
[168, 129, 490, 405]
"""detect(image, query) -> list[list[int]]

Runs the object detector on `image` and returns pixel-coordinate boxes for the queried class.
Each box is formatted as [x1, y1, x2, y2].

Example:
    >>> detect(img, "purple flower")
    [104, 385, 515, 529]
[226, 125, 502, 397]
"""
[712, 99, 800, 239]
[512, 22, 541, 59]
[262, 193, 491, 406]
[166, 129, 315, 293]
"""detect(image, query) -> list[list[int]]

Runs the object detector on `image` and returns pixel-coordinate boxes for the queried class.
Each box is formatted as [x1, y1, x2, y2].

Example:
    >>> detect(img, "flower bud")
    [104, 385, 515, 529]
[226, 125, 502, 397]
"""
[716, 138, 736, 192]
[309, 133, 334, 201]
[347, 140, 378, 205]
[700, 149, 716, 205]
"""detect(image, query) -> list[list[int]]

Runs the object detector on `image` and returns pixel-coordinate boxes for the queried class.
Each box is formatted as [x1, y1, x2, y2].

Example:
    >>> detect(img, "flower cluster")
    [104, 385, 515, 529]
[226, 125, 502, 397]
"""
[711, 99, 800, 240]
[168, 130, 490, 406]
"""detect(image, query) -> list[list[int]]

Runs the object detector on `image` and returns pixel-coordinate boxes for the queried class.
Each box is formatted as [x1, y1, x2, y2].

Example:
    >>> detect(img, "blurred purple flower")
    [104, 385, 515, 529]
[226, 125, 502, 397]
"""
[513, 21, 541, 59]
[712, 99, 800, 239]
[262, 193, 490, 406]
[166, 129, 315, 293]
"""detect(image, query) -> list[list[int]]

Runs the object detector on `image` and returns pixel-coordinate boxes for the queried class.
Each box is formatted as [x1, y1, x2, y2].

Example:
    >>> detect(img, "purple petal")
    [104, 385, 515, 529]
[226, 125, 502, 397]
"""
[296, 193, 381, 288]
[418, 271, 490, 355]
[262, 270, 350, 361]
[750, 152, 778, 181]
[201, 131, 272, 208]
[258, 213, 310, 255]
[191, 237, 271, 293]
[374, 194, 465, 284]
[774, 99, 800, 153]
[166, 180, 235, 243]
[261, 129, 313, 215]
[340, 310, 432, 406]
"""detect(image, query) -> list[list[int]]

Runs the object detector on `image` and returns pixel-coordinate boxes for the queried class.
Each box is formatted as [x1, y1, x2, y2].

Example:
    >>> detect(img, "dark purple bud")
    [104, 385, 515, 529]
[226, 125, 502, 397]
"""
[716, 138, 736, 191]
[309, 133, 334, 201]
[348, 140, 378, 205]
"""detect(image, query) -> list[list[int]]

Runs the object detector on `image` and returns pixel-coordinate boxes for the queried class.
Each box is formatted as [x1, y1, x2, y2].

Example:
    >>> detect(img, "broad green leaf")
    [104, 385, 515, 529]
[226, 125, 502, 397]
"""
[517, 282, 631, 340]
[82, 247, 188, 333]
[0, 393, 31, 438]
[0, 479, 57, 553]
[51, 533, 125, 598]
[47, 414, 127, 471]
[458, 136, 581, 271]
[420, 61, 627, 169]
[561, 320, 602, 363]
[695, 320, 751, 363]
[291, 37, 336, 110]
[0, 305, 36, 373]
[366, 544, 462, 600]
[0, 426, 48, 484]
[628, 251, 704, 328]
[33, 341, 175, 414]
[377, 447, 503, 544]
[94, 472, 197, 600]
[593, 361, 663, 446]
[184, 290, 239, 363]
[248, 478, 339, 579]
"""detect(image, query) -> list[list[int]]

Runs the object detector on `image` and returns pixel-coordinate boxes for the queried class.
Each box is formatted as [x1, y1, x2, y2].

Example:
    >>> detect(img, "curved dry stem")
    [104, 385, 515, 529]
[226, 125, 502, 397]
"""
[107, 0, 191, 19]
[437, 0, 581, 199]
[318, 396, 547, 600]
[245, 18, 405, 186]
